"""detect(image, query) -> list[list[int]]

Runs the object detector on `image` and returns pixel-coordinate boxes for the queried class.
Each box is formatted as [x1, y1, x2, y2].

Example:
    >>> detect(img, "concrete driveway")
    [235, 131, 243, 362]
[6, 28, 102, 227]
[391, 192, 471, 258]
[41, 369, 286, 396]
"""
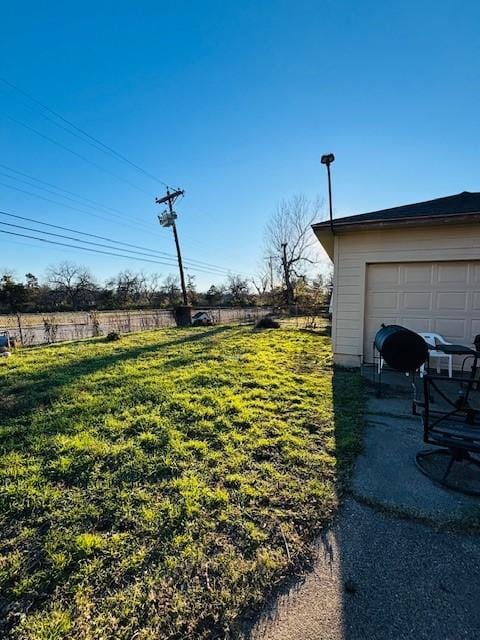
[248, 370, 480, 640]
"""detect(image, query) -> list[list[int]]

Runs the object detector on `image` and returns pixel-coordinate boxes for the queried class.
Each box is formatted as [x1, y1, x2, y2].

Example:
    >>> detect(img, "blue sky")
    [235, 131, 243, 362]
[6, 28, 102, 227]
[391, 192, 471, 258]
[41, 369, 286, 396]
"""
[1, 1, 479, 288]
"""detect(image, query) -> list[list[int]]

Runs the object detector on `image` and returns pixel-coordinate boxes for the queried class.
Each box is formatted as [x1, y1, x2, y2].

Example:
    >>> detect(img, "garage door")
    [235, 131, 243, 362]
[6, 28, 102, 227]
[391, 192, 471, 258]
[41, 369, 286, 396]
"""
[364, 261, 480, 363]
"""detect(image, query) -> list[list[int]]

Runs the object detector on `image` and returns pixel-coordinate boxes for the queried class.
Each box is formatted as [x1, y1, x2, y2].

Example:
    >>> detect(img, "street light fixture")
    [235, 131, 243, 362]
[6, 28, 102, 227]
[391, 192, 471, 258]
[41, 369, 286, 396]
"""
[321, 153, 335, 234]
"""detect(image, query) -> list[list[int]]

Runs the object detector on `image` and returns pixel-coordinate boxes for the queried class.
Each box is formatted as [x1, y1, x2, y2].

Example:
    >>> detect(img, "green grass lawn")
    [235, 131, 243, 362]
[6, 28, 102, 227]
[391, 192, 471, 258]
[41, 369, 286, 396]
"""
[0, 325, 363, 640]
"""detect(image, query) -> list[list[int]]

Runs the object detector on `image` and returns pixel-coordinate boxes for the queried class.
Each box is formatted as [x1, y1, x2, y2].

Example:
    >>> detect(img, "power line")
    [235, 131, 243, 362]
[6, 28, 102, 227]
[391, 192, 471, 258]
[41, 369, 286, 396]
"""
[5, 114, 153, 196]
[0, 76, 170, 188]
[0, 227, 237, 277]
[0, 173, 180, 246]
[0, 170, 177, 244]
[0, 227, 178, 267]
[0, 79, 235, 259]
[0, 179, 147, 231]
[0, 162, 136, 219]
[0, 163, 219, 254]
[0, 210, 241, 276]
[0, 164, 232, 265]
[0, 77, 254, 277]
[0, 170, 137, 223]
[0, 220, 231, 275]
[0, 180, 253, 276]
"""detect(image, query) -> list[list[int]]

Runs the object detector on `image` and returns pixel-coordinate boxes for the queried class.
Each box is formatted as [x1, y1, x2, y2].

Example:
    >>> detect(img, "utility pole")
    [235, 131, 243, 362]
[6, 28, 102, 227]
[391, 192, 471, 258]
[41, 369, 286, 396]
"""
[156, 188, 188, 306]
[281, 242, 294, 309]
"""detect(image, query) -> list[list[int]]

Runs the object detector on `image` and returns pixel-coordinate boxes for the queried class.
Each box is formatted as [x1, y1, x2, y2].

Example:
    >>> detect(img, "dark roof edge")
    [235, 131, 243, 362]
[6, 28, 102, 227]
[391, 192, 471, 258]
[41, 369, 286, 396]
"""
[312, 211, 480, 232]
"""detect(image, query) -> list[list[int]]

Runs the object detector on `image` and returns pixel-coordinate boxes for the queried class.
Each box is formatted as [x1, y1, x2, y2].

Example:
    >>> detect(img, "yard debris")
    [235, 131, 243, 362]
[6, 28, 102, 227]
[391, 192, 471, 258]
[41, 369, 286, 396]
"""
[254, 316, 280, 330]
[105, 331, 121, 341]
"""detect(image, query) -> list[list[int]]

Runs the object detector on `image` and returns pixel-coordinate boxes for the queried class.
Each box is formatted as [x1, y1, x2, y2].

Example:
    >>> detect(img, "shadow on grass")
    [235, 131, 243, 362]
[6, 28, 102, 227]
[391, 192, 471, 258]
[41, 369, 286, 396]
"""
[242, 365, 364, 639]
[0, 325, 233, 425]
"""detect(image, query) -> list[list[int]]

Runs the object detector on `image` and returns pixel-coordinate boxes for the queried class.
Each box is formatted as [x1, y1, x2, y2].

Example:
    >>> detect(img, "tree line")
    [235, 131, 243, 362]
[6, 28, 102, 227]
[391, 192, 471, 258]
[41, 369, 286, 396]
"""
[0, 264, 260, 314]
[0, 193, 332, 315]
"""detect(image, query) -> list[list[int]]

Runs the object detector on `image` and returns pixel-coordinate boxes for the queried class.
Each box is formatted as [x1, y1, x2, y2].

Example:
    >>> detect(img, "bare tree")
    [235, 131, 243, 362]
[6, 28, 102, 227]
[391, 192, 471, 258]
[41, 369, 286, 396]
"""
[106, 270, 146, 306]
[251, 262, 270, 304]
[264, 194, 323, 308]
[47, 262, 97, 310]
[162, 274, 182, 306]
[142, 272, 162, 306]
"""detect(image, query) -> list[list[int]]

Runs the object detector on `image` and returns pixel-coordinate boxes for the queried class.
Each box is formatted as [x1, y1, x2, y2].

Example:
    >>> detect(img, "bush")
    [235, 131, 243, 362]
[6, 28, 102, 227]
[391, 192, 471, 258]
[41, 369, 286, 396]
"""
[255, 316, 280, 329]
[105, 331, 121, 342]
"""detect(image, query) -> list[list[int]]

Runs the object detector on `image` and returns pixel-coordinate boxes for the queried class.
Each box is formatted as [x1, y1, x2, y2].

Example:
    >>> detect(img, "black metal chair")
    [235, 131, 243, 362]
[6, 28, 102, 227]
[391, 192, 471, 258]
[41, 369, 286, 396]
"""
[417, 374, 480, 495]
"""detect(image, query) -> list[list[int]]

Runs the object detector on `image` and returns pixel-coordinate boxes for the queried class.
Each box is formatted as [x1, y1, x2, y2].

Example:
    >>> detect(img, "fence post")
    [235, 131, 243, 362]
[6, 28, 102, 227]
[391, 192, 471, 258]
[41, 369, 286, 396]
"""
[16, 312, 24, 346]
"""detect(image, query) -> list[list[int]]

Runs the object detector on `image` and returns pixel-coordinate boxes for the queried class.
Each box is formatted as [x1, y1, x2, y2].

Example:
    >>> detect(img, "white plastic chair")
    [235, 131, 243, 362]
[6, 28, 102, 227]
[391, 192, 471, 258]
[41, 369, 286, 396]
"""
[418, 332, 453, 378]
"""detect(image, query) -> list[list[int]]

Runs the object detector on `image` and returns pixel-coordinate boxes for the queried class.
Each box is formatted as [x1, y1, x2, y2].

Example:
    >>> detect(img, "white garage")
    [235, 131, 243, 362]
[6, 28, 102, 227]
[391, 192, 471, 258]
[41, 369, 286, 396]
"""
[312, 192, 480, 367]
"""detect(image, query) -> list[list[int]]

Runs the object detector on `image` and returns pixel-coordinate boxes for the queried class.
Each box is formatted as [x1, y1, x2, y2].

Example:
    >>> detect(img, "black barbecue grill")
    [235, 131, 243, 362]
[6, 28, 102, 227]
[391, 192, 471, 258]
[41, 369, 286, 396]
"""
[373, 324, 429, 397]
[374, 324, 429, 373]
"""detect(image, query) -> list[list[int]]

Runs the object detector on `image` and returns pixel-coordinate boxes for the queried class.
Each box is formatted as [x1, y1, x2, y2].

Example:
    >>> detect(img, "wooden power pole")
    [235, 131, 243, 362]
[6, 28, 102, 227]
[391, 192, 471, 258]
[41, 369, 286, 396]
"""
[156, 188, 188, 306]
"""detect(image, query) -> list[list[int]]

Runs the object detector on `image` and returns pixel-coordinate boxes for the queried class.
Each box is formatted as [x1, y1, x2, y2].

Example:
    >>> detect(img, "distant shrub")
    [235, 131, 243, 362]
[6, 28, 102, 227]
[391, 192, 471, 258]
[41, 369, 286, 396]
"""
[105, 331, 121, 342]
[255, 316, 280, 330]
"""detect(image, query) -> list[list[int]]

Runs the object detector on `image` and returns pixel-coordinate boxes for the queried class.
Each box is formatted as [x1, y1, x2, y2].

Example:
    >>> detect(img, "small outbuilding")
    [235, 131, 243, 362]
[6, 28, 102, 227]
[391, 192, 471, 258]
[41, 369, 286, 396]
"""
[313, 191, 480, 367]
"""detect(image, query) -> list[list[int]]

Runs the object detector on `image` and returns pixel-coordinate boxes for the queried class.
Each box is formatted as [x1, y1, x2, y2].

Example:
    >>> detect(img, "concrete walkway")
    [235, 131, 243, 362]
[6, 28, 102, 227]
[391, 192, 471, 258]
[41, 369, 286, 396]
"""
[248, 373, 480, 640]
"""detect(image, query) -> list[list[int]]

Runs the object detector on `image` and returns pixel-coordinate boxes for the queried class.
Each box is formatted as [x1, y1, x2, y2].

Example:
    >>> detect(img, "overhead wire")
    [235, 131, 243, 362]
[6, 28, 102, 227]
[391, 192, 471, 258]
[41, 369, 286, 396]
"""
[0, 162, 138, 219]
[0, 181, 251, 276]
[0, 228, 180, 267]
[0, 220, 232, 276]
[0, 227, 240, 277]
[5, 114, 154, 196]
[0, 163, 222, 256]
[0, 79, 253, 278]
[0, 76, 170, 188]
[0, 209, 244, 277]
[0, 170, 139, 223]
[0, 80, 224, 252]
[0, 179, 151, 232]
[2, 82, 229, 248]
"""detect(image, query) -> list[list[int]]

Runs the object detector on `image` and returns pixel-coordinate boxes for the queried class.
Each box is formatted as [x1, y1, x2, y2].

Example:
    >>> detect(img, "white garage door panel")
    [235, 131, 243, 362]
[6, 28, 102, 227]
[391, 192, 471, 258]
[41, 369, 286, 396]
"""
[436, 292, 467, 311]
[404, 264, 432, 283]
[364, 261, 480, 364]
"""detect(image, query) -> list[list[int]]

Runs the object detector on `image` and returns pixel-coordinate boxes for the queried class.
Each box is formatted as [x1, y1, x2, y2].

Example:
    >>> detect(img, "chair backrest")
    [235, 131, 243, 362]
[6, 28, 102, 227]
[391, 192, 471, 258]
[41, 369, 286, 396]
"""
[418, 332, 448, 347]
[422, 375, 480, 453]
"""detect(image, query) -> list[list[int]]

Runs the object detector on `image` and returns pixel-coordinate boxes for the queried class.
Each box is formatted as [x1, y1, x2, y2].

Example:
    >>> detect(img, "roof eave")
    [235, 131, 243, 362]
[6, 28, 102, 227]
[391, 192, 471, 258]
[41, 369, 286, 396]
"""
[312, 211, 480, 233]
[312, 212, 480, 261]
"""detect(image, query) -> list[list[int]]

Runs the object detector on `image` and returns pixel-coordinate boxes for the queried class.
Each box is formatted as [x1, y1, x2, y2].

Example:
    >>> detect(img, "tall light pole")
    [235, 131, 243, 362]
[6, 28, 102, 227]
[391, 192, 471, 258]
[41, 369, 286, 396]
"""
[321, 153, 335, 234]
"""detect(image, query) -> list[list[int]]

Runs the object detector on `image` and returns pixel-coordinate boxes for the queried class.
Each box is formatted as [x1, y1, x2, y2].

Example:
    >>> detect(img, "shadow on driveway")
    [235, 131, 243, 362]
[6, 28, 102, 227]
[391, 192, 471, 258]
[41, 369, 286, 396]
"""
[247, 367, 480, 640]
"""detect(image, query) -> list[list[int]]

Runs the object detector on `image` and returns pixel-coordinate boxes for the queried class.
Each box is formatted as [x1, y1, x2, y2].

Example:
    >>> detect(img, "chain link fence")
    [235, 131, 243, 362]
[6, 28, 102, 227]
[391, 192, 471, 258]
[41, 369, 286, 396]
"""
[0, 307, 272, 347]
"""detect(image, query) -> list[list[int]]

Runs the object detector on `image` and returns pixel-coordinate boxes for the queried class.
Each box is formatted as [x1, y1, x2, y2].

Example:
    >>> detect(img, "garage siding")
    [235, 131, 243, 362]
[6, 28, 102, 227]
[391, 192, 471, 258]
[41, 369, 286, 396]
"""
[332, 223, 480, 367]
